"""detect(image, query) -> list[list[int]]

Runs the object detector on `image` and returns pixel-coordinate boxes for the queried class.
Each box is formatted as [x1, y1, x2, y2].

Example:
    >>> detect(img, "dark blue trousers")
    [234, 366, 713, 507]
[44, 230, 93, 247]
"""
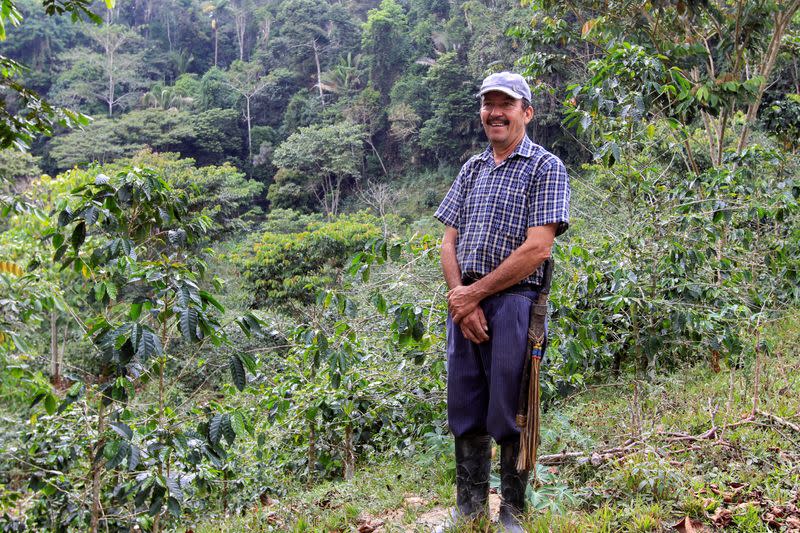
[446, 289, 539, 444]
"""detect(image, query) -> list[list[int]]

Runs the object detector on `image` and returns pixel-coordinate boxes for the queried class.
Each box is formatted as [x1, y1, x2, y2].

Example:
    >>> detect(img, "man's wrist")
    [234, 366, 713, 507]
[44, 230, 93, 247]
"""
[468, 280, 492, 300]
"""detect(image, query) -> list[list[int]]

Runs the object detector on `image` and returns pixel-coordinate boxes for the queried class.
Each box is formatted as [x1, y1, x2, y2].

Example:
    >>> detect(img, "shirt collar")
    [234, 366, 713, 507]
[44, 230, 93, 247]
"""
[477, 135, 537, 163]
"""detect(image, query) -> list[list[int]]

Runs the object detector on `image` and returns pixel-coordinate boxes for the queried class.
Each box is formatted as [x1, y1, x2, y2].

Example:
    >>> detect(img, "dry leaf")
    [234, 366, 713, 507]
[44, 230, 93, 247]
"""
[356, 518, 384, 533]
[734, 501, 760, 511]
[672, 516, 702, 533]
[710, 507, 733, 527]
[403, 496, 426, 507]
[701, 498, 716, 510]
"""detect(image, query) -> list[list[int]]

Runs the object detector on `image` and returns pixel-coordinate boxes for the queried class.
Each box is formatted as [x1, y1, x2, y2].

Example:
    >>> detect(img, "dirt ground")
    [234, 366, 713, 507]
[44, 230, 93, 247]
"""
[355, 493, 502, 533]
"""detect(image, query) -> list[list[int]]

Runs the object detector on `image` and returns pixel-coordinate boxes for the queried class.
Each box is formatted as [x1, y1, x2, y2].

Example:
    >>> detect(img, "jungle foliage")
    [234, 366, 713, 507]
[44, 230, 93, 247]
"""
[0, 0, 798, 531]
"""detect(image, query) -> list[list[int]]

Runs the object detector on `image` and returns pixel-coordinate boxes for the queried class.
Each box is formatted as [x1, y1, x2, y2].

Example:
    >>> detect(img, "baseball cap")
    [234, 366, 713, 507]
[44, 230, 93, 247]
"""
[477, 72, 532, 101]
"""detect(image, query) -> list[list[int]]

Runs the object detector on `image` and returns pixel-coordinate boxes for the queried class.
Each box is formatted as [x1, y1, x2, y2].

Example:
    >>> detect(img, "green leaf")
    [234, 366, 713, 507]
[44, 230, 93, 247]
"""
[71, 221, 86, 251]
[44, 393, 57, 415]
[94, 282, 106, 302]
[199, 291, 225, 313]
[128, 445, 140, 471]
[148, 495, 163, 517]
[230, 354, 246, 391]
[106, 283, 118, 301]
[390, 243, 402, 261]
[208, 414, 223, 445]
[29, 392, 46, 409]
[134, 482, 152, 507]
[221, 414, 236, 445]
[136, 329, 163, 359]
[84, 205, 99, 225]
[167, 497, 181, 517]
[371, 293, 387, 314]
[111, 421, 133, 441]
[230, 411, 246, 437]
[52, 233, 64, 249]
[167, 229, 187, 246]
[165, 476, 183, 501]
[179, 307, 198, 342]
[58, 208, 73, 227]
[53, 244, 68, 262]
[106, 441, 130, 470]
[129, 302, 143, 320]
[239, 352, 257, 374]
[176, 285, 190, 308]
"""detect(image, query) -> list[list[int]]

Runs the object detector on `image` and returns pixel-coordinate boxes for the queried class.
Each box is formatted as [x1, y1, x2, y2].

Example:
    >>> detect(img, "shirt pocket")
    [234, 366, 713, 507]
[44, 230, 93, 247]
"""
[495, 181, 528, 239]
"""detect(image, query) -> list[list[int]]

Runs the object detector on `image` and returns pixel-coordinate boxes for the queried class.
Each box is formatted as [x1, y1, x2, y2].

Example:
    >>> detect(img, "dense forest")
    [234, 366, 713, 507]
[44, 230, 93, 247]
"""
[1, 0, 799, 531]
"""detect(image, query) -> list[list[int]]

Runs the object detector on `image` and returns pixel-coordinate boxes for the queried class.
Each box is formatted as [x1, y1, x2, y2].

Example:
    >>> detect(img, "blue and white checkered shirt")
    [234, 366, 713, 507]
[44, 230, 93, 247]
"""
[434, 136, 570, 286]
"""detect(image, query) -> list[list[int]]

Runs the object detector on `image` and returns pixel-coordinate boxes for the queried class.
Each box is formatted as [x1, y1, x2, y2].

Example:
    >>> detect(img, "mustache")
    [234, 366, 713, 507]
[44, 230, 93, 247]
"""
[485, 119, 510, 125]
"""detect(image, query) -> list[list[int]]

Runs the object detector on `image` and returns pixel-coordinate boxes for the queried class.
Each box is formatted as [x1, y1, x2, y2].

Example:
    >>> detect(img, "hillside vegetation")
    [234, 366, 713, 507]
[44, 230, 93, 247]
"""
[0, 0, 798, 531]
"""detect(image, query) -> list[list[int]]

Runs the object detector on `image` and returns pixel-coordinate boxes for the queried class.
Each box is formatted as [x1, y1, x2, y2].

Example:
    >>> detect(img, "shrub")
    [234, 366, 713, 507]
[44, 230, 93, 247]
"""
[235, 212, 382, 306]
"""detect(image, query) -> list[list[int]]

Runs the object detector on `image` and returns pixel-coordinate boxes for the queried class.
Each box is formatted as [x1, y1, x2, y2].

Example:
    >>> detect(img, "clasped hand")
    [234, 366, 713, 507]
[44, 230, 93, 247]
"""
[447, 285, 489, 344]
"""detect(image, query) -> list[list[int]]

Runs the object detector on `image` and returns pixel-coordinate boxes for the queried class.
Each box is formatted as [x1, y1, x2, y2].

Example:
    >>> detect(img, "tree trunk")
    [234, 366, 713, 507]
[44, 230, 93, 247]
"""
[166, 15, 172, 52]
[213, 25, 218, 68]
[312, 40, 324, 108]
[235, 9, 246, 61]
[222, 469, 229, 514]
[90, 399, 106, 533]
[736, 2, 800, 156]
[246, 96, 252, 163]
[307, 422, 316, 487]
[343, 422, 355, 480]
[751, 326, 763, 418]
[107, 45, 115, 117]
[366, 139, 388, 176]
[49, 310, 60, 386]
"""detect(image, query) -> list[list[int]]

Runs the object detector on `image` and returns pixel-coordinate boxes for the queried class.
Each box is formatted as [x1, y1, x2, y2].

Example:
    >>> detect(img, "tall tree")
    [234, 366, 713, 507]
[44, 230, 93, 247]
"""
[362, 0, 411, 98]
[230, 0, 251, 61]
[201, 0, 228, 67]
[226, 59, 271, 163]
[50, 24, 145, 116]
[0, 0, 115, 150]
[273, 121, 365, 216]
[418, 51, 480, 163]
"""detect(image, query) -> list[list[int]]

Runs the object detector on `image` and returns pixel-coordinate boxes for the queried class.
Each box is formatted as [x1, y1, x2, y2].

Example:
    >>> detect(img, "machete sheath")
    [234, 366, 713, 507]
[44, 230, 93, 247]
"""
[516, 258, 554, 477]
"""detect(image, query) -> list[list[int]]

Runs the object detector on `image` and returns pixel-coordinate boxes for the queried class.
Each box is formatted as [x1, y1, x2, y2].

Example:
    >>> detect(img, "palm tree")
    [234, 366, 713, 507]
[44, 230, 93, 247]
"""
[140, 86, 194, 110]
[318, 53, 363, 96]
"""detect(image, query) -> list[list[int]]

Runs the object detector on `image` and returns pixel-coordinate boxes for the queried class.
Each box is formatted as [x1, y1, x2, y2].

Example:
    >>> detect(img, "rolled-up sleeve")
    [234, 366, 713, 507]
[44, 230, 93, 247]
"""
[434, 167, 466, 229]
[527, 156, 570, 236]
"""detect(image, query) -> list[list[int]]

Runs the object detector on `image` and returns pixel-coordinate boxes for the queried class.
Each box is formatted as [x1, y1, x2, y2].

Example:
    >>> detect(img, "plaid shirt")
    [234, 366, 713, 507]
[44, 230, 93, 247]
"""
[434, 136, 570, 286]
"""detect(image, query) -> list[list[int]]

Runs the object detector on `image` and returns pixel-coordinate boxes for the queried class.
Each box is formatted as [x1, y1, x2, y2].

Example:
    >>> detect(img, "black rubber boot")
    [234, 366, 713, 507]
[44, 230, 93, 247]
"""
[433, 434, 491, 532]
[499, 440, 529, 533]
[454, 434, 491, 518]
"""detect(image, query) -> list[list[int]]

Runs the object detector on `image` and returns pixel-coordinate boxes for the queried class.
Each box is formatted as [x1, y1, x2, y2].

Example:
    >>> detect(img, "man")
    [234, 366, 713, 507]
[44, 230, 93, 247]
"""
[433, 72, 570, 531]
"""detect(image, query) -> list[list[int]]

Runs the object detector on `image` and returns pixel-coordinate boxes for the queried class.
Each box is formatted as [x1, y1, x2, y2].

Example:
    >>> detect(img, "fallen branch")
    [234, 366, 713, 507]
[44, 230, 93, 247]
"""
[537, 409, 799, 468]
[538, 439, 640, 465]
[756, 409, 800, 433]
[661, 418, 753, 443]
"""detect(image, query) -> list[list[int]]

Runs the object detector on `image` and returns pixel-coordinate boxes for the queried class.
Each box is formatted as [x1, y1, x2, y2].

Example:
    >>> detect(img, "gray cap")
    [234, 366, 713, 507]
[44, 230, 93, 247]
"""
[477, 72, 531, 101]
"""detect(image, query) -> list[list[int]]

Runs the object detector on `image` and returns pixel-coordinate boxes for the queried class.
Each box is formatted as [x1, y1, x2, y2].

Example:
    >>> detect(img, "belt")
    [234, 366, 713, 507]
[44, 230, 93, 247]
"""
[461, 273, 540, 293]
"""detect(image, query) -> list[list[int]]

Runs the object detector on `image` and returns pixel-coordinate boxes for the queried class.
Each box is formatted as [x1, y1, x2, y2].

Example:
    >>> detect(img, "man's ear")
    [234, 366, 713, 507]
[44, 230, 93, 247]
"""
[524, 105, 534, 123]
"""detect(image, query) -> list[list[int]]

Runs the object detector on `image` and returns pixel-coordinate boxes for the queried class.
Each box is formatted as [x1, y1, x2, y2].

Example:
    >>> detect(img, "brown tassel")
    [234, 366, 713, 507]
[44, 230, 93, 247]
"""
[531, 357, 541, 483]
[517, 354, 542, 476]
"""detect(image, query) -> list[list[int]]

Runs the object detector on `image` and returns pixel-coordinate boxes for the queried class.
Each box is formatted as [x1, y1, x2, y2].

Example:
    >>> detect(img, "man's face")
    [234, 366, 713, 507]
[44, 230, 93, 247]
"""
[480, 91, 533, 151]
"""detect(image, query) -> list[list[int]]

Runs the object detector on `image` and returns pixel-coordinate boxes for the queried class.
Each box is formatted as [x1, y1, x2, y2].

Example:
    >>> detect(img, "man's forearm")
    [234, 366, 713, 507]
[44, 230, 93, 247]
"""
[446, 225, 557, 324]
[441, 227, 462, 290]
[469, 243, 548, 299]
[462, 224, 557, 301]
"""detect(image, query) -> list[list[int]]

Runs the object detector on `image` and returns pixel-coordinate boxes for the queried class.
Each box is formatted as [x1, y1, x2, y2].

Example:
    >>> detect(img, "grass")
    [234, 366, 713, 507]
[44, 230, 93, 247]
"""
[190, 311, 800, 532]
